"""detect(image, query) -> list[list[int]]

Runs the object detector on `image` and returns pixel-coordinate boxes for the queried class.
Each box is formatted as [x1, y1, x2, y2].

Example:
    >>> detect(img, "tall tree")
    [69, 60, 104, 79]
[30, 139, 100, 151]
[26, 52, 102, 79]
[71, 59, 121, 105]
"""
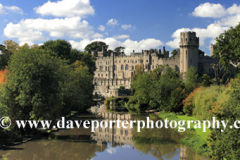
[3, 40, 19, 54]
[171, 49, 179, 58]
[42, 39, 72, 60]
[213, 22, 240, 71]
[0, 45, 12, 70]
[0, 47, 65, 125]
[84, 41, 106, 54]
[114, 46, 125, 53]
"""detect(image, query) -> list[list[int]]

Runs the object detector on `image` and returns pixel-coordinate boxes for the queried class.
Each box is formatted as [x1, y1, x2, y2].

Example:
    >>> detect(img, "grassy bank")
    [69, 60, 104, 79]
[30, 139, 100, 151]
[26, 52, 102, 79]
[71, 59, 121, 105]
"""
[157, 112, 211, 156]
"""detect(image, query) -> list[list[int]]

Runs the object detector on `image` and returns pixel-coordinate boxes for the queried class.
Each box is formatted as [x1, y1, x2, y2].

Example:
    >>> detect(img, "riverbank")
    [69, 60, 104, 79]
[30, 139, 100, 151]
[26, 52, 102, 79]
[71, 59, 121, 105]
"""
[157, 111, 211, 157]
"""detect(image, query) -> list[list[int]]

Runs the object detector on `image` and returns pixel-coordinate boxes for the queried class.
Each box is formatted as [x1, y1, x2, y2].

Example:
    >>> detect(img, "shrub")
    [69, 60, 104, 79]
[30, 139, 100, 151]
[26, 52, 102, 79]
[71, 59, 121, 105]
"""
[183, 86, 204, 115]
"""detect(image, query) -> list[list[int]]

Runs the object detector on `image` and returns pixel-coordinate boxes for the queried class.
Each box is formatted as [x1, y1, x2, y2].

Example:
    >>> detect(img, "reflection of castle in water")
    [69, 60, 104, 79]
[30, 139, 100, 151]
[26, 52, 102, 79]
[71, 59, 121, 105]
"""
[91, 113, 134, 147]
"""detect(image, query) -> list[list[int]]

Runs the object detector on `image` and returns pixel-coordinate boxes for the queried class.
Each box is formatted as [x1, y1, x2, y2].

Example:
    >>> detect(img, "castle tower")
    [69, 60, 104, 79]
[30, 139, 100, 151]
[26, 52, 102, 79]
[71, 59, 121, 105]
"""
[179, 31, 199, 73]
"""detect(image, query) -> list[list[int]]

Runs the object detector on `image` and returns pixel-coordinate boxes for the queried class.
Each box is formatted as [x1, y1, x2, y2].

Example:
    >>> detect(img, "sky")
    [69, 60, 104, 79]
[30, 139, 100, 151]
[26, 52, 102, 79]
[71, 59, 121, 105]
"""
[0, 0, 240, 55]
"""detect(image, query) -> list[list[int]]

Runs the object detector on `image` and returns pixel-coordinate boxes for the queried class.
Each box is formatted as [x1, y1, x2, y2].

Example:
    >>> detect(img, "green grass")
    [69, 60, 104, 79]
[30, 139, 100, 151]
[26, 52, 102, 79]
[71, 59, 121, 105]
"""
[177, 115, 211, 142]
[157, 112, 212, 156]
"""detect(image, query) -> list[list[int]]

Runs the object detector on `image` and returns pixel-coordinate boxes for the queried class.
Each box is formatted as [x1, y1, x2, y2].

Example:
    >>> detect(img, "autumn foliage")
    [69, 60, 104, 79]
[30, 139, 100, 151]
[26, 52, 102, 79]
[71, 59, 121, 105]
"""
[0, 68, 7, 84]
[183, 86, 204, 115]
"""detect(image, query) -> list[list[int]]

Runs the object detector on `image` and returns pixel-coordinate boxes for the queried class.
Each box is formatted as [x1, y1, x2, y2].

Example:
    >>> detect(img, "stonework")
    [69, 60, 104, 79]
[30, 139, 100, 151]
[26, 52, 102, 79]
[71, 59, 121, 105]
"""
[93, 31, 236, 97]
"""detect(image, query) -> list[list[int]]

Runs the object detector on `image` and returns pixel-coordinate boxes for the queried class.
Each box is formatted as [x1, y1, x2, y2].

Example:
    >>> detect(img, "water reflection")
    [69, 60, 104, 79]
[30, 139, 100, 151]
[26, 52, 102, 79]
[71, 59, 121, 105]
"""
[0, 113, 208, 160]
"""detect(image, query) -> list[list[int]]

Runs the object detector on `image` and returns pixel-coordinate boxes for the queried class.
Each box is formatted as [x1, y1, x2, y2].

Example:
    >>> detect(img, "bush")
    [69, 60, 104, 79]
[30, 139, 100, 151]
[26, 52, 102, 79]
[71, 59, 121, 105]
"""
[183, 86, 204, 115]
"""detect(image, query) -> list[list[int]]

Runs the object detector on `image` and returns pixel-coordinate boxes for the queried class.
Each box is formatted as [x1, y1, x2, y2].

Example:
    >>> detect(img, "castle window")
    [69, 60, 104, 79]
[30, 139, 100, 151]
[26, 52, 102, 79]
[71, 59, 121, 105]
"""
[106, 74, 108, 76]
[152, 65, 154, 69]
[186, 38, 187, 41]
[101, 74, 103, 77]
[135, 60, 137, 63]
[146, 60, 148, 62]
[100, 66, 103, 71]
[124, 60, 126, 63]
[132, 66, 134, 69]
[125, 130, 128, 136]
[125, 64, 128, 70]
[119, 60, 121, 63]
[106, 61, 107, 65]
[145, 65, 148, 69]
[108, 66, 109, 71]
[121, 129, 123, 135]
[114, 65, 117, 70]
[105, 66, 107, 71]
[128, 60, 129, 63]
[98, 74, 100, 76]
[121, 65, 124, 70]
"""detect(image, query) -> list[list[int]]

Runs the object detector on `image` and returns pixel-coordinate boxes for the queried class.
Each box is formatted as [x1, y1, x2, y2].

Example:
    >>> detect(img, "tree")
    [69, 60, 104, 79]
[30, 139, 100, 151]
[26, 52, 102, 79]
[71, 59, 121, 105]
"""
[84, 41, 106, 54]
[42, 39, 72, 60]
[63, 60, 94, 112]
[114, 46, 125, 53]
[208, 74, 240, 159]
[184, 66, 200, 93]
[213, 22, 240, 71]
[3, 40, 19, 54]
[0, 47, 65, 128]
[171, 49, 179, 58]
[0, 45, 12, 70]
[151, 66, 184, 112]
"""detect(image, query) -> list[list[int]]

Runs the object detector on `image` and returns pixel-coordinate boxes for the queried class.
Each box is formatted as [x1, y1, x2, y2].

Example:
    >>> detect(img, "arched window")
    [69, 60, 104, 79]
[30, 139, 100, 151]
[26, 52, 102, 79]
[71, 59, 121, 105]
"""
[121, 65, 124, 70]
[125, 64, 128, 70]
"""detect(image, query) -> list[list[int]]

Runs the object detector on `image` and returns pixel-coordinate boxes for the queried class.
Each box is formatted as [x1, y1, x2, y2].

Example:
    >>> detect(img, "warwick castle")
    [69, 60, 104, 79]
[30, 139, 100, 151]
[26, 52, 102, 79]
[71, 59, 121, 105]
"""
[92, 31, 236, 97]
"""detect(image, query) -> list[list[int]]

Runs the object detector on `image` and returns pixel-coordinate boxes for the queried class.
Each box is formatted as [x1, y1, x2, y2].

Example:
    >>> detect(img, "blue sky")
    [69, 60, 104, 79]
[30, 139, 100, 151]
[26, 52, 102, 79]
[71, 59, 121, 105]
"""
[0, 0, 240, 55]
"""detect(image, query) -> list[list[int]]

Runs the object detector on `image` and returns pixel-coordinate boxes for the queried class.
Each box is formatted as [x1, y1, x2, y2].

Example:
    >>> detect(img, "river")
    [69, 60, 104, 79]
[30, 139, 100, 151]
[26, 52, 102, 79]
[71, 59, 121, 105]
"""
[0, 113, 209, 160]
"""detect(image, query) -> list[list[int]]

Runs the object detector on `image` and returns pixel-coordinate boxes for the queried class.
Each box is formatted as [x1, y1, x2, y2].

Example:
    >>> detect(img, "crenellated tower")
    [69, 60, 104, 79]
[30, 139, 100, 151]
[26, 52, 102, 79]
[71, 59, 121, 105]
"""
[179, 31, 199, 73]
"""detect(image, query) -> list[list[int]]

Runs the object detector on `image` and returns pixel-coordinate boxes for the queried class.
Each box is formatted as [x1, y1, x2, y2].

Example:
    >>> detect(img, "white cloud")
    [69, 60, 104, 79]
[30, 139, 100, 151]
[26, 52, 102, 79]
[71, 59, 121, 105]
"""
[4, 17, 96, 45]
[227, 3, 240, 15]
[107, 19, 119, 26]
[98, 25, 105, 31]
[167, 24, 229, 48]
[0, 3, 23, 15]
[192, 3, 226, 18]
[113, 34, 130, 39]
[106, 148, 117, 154]
[70, 37, 163, 54]
[121, 24, 135, 30]
[34, 0, 94, 17]
[192, 3, 240, 18]
[92, 33, 104, 38]
[167, 3, 240, 50]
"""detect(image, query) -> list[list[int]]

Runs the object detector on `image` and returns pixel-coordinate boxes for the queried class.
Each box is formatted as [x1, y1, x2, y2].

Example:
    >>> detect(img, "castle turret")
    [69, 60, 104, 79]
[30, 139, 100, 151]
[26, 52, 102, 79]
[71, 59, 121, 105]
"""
[179, 31, 199, 73]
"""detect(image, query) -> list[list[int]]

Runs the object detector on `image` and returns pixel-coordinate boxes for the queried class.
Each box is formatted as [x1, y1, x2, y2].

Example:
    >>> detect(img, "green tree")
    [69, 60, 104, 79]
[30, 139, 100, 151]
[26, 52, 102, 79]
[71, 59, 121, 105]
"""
[152, 66, 184, 112]
[0, 45, 12, 70]
[84, 41, 106, 54]
[208, 74, 240, 159]
[42, 39, 72, 60]
[184, 66, 200, 93]
[213, 22, 240, 71]
[3, 40, 19, 54]
[171, 49, 179, 58]
[114, 46, 125, 53]
[63, 61, 94, 112]
[0, 47, 65, 127]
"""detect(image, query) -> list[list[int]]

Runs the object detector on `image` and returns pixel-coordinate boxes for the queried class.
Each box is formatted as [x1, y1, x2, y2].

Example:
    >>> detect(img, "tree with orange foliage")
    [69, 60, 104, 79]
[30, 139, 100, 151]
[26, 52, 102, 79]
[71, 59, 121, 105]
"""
[182, 86, 204, 115]
[0, 68, 7, 84]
